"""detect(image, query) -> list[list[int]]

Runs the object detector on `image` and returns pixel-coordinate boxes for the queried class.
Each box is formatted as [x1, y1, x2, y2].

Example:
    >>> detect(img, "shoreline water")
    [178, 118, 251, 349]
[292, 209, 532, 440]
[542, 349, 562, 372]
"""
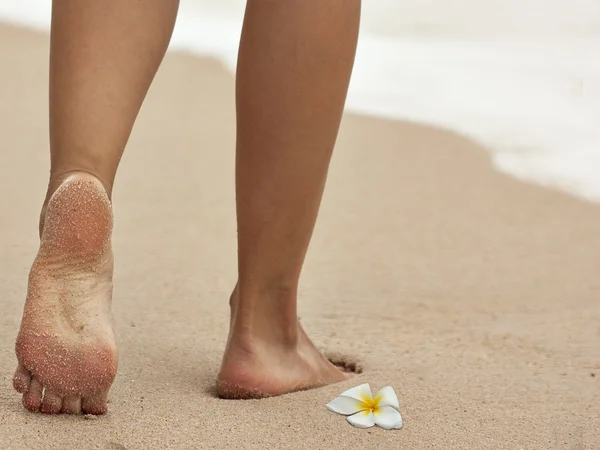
[2, 2, 599, 203]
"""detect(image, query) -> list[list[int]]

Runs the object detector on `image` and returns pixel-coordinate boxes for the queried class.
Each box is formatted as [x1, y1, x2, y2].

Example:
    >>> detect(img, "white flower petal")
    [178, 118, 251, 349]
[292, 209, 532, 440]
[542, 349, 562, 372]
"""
[373, 406, 403, 430]
[338, 383, 373, 403]
[326, 396, 368, 415]
[375, 386, 400, 409]
[347, 410, 376, 428]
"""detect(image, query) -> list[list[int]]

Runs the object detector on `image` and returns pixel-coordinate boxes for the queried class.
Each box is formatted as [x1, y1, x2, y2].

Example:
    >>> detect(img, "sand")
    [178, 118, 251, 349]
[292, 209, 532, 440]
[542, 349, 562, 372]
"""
[0, 24, 599, 449]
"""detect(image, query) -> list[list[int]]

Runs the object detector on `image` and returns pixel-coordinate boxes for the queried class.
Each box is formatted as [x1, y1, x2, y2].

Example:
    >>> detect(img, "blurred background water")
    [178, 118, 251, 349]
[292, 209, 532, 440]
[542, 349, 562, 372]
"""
[2, 0, 599, 202]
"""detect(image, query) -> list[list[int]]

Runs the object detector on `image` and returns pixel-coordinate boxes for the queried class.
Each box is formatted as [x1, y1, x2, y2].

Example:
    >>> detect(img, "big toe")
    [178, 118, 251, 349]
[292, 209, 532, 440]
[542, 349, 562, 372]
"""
[82, 392, 109, 415]
[13, 364, 31, 393]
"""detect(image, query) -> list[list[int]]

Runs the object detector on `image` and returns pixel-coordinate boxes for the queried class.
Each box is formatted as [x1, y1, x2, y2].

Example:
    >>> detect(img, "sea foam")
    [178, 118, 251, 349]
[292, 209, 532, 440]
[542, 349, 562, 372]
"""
[2, 0, 599, 202]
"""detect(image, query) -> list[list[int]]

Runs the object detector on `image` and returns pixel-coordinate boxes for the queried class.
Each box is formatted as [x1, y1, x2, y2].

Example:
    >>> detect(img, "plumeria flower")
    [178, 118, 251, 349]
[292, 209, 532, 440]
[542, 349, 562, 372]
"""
[326, 383, 403, 429]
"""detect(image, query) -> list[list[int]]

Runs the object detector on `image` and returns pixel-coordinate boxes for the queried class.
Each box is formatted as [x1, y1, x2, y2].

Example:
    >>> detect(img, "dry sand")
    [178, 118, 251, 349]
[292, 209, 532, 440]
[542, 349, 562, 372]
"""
[0, 24, 599, 449]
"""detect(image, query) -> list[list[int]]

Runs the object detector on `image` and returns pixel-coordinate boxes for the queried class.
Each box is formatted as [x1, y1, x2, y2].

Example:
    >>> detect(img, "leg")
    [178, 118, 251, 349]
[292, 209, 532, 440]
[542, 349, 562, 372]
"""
[13, 0, 179, 414]
[217, 0, 361, 398]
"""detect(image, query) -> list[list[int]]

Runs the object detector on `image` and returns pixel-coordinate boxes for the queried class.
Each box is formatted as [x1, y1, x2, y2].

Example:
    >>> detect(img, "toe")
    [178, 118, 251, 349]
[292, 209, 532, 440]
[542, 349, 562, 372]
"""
[13, 364, 31, 393]
[22, 377, 43, 412]
[62, 396, 82, 415]
[82, 392, 109, 415]
[40, 390, 63, 414]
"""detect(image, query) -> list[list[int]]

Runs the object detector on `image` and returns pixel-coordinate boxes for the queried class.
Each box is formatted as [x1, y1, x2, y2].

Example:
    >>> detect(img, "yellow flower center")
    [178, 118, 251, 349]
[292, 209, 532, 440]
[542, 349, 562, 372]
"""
[362, 395, 381, 414]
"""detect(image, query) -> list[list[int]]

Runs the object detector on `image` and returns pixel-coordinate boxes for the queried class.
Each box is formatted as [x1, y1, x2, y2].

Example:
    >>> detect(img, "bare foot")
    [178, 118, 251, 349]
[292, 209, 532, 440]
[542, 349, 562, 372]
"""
[13, 173, 118, 415]
[216, 290, 349, 399]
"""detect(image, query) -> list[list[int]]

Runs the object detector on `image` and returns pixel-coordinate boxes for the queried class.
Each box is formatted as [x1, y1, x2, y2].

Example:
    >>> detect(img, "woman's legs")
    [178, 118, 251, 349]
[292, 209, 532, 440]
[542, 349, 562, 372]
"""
[13, 0, 179, 414]
[45, 0, 180, 203]
[218, 0, 361, 397]
[14, 0, 361, 412]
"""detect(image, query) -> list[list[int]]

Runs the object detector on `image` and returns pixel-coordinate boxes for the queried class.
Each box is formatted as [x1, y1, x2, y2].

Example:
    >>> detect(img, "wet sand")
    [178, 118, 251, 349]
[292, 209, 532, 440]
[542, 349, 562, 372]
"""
[1, 24, 599, 449]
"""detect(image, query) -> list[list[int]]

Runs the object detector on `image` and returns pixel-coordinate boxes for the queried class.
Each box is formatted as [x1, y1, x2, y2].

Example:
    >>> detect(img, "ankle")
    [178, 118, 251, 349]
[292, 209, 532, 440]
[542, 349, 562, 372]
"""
[230, 283, 300, 348]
